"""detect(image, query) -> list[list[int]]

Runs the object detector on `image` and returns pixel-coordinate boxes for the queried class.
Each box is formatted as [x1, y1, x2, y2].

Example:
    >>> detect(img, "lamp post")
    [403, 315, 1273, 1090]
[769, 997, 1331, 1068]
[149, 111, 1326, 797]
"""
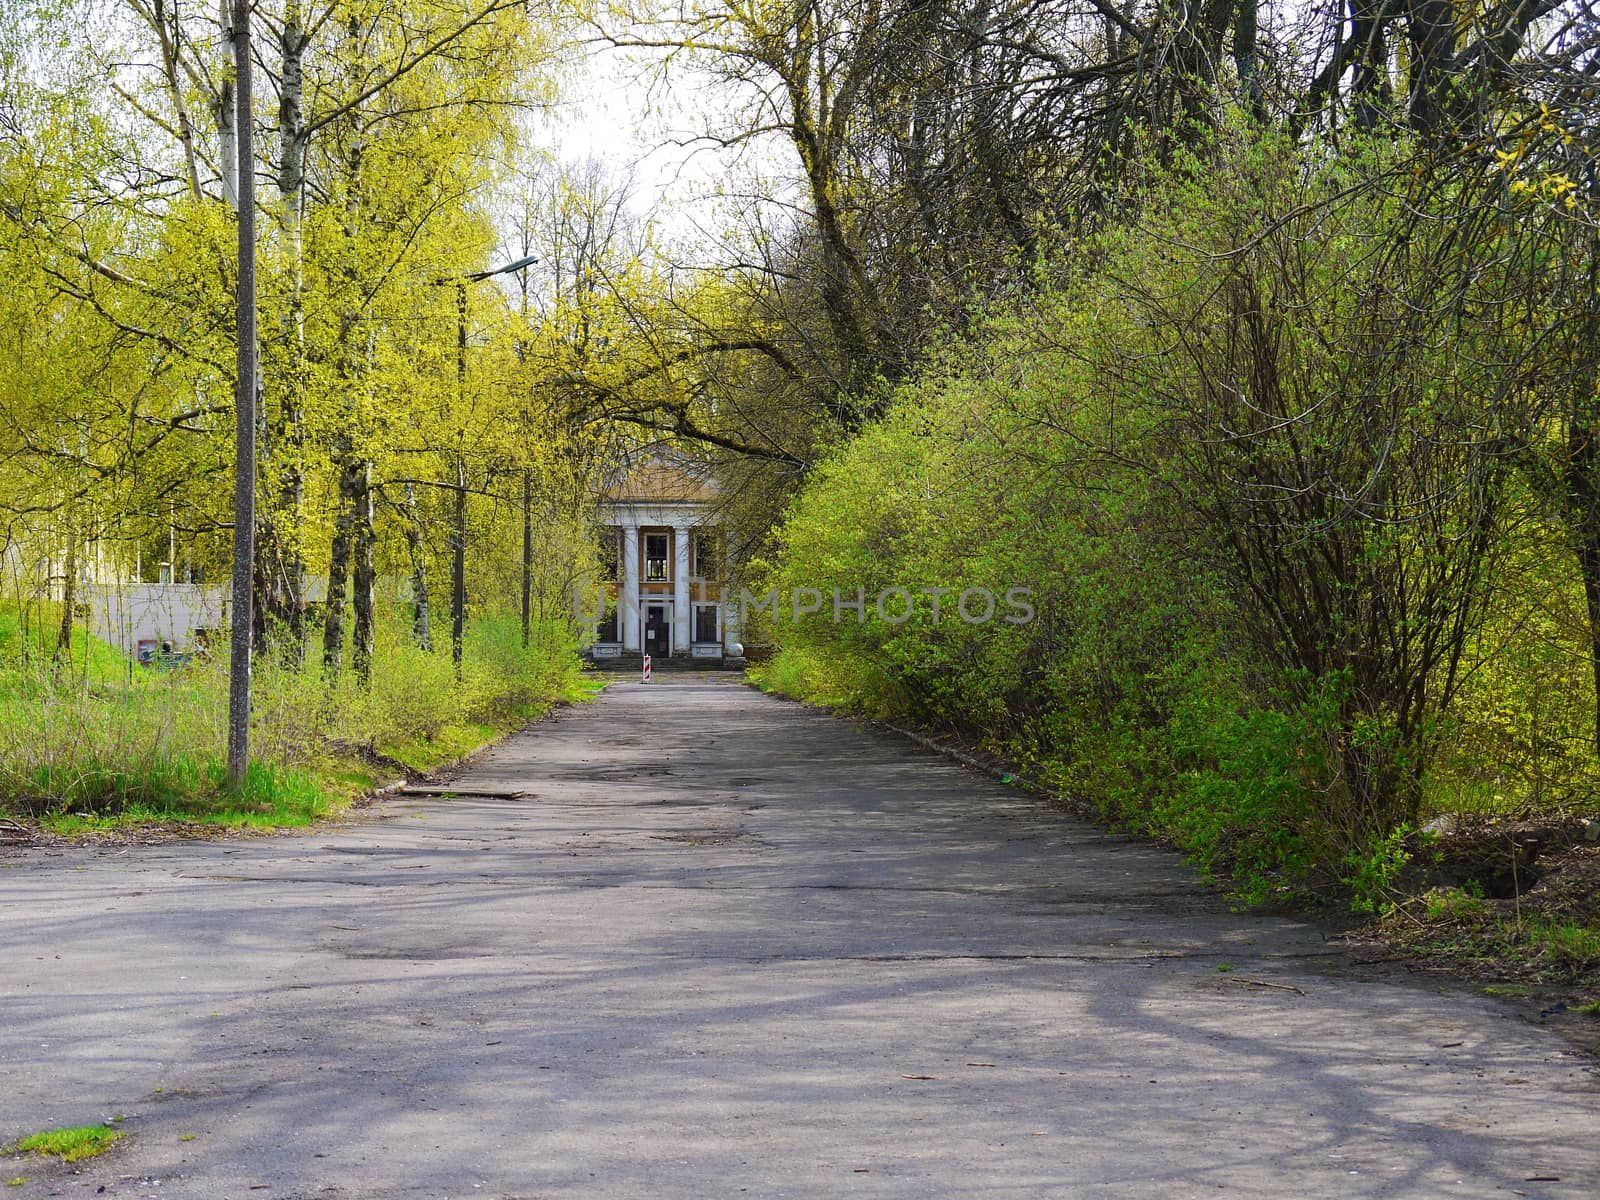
[434, 254, 538, 672]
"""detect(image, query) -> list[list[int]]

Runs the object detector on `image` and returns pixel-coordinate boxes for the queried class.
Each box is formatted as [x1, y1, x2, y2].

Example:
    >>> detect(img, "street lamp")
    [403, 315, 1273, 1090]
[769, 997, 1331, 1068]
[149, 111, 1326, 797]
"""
[434, 254, 538, 672]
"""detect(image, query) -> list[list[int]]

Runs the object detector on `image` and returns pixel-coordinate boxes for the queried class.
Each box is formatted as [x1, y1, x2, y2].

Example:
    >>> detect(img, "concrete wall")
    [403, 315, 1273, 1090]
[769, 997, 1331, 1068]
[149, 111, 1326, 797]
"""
[84, 583, 227, 660]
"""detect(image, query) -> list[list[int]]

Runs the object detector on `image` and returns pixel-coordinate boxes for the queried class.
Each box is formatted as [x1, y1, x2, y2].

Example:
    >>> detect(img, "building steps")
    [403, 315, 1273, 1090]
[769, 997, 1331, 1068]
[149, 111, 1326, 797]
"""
[587, 651, 743, 672]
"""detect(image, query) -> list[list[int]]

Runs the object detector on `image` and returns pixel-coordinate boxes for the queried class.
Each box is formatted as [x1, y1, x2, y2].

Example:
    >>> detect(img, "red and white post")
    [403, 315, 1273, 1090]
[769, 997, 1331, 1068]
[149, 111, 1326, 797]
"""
[642, 654, 652, 683]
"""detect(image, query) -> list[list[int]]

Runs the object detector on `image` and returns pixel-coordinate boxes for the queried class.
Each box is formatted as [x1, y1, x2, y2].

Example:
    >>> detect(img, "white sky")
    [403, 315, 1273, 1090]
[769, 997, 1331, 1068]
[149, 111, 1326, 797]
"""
[532, 40, 794, 255]
[537, 45, 712, 223]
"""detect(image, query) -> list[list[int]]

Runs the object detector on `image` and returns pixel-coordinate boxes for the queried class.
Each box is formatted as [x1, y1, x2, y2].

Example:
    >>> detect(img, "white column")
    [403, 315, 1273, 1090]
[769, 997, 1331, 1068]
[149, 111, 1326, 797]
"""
[621, 523, 641, 651]
[672, 524, 691, 654]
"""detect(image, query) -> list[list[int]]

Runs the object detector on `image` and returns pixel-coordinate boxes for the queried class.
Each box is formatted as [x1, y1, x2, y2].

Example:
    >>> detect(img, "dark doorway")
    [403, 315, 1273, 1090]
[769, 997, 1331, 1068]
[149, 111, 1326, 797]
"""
[644, 604, 670, 657]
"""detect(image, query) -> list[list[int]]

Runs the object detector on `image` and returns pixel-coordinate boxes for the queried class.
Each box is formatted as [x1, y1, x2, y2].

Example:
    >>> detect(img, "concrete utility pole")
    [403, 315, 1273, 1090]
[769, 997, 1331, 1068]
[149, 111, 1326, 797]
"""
[521, 468, 532, 647]
[226, 0, 257, 787]
[452, 281, 467, 675]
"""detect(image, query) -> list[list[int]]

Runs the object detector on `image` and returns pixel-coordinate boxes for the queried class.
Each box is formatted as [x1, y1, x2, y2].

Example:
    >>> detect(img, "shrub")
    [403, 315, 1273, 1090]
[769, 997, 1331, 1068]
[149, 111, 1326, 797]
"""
[756, 120, 1599, 903]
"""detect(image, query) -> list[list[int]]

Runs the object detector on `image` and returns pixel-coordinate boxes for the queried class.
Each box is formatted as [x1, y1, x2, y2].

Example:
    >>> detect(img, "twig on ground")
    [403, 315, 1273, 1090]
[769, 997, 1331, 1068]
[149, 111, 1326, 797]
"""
[1220, 976, 1307, 996]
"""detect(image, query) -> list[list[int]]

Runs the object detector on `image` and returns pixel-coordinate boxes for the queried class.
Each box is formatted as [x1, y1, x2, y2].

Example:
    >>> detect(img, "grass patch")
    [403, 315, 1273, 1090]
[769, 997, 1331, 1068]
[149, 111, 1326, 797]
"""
[5, 1124, 123, 1163]
[22, 755, 327, 829]
[0, 611, 587, 833]
[36, 758, 328, 834]
[376, 669, 604, 776]
[380, 721, 503, 775]
[0, 601, 147, 692]
[1386, 895, 1600, 989]
[1529, 917, 1600, 964]
[566, 675, 609, 702]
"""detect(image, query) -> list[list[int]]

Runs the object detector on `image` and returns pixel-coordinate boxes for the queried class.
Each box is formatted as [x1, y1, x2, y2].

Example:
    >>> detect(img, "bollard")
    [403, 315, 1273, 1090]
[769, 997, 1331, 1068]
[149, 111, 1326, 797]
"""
[642, 653, 652, 683]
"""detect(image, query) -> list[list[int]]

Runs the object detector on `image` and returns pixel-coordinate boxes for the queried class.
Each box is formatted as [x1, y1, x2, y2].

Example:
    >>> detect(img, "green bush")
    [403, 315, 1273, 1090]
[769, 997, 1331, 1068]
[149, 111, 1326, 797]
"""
[755, 120, 1600, 903]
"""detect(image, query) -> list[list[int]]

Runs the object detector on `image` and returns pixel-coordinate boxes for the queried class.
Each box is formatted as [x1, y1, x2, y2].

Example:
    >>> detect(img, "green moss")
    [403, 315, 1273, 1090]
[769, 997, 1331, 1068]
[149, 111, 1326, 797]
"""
[6, 1124, 123, 1163]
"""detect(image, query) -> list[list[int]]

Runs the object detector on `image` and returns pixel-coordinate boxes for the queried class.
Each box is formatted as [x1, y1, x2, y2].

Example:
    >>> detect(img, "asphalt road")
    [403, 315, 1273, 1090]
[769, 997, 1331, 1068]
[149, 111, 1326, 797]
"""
[2, 676, 1597, 1199]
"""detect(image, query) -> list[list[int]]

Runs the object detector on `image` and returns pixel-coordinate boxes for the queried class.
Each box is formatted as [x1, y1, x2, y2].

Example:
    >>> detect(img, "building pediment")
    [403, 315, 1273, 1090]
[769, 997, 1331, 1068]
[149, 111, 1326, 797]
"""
[600, 449, 719, 506]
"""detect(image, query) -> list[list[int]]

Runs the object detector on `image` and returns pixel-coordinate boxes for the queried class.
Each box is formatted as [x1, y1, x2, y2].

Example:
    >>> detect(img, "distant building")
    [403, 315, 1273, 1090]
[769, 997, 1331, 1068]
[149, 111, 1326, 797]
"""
[589, 450, 739, 663]
[1, 541, 225, 662]
[86, 582, 226, 663]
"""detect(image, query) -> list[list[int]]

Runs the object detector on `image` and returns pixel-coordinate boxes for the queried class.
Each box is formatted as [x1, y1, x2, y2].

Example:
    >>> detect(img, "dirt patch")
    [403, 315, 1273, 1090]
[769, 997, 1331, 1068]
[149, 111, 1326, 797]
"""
[1398, 814, 1600, 902]
[1530, 845, 1600, 924]
[0, 819, 284, 850]
[1364, 828, 1600, 1036]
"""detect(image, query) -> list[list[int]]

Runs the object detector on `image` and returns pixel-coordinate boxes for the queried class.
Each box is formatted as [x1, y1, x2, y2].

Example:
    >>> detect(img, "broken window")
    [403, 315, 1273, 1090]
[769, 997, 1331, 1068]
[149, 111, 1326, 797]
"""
[693, 529, 720, 579]
[694, 604, 718, 643]
[596, 601, 619, 642]
[645, 533, 668, 581]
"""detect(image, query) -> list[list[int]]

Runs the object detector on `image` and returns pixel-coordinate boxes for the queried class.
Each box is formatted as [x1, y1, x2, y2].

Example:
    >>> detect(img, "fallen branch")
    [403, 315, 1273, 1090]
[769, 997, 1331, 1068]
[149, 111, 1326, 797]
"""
[1220, 976, 1307, 996]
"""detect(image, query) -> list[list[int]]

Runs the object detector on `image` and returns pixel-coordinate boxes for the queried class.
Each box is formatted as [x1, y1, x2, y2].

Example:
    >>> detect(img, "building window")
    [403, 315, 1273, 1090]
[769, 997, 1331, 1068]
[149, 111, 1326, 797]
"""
[694, 603, 719, 644]
[693, 529, 720, 579]
[597, 526, 619, 581]
[644, 533, 669, 581]
[596, 602, 619, 643]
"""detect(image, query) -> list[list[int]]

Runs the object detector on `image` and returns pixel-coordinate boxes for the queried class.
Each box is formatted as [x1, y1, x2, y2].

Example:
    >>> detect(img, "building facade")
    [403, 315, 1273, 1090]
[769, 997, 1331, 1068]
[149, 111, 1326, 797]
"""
[589, 453, 738, 662]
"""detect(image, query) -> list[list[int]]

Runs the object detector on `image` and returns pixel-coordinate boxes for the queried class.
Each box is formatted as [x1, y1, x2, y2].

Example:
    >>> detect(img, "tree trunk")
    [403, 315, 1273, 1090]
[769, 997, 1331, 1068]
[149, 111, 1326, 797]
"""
[322, 444, 357, 678]
[1581, 545, 1600, 764]
[521, 469, 532, 647]
[269, 0, 309, 657]
[352, 461, 376, 686]
[53, 532, 75, 671]
[1561, 246, 1600, 766]
[451, 456, 467, 670]
[405, 482, 432, 651]
[151, 0, 203, 201]
[215, 0, 238, 210]
[1233, 0, 1260, 113]
[324, 57, 367, 684]
[1568, 413, 1600, 764]
[1348, 0, 1394, 131]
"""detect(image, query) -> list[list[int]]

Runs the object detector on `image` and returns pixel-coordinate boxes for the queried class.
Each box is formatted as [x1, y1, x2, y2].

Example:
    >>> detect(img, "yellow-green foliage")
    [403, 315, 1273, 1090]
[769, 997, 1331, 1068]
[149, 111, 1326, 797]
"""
[1429, 518, 1599, 811]
[0, 1, 586, 831]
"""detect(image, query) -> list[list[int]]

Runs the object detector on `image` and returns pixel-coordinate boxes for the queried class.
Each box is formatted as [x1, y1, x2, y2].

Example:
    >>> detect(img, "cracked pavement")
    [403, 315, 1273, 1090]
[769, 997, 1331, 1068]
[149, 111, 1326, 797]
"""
[2, 675, 1597, 1198]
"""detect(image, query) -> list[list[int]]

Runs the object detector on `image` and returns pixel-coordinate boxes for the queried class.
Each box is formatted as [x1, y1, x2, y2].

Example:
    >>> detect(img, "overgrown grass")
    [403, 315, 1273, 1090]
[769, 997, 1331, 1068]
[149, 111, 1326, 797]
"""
[0, 607, 586, 829]
[0, 600, 143, 691]
[4, 1124, 123, 1163]
[36, 760, 328, 834]
[1389, 889, 1600, 984]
